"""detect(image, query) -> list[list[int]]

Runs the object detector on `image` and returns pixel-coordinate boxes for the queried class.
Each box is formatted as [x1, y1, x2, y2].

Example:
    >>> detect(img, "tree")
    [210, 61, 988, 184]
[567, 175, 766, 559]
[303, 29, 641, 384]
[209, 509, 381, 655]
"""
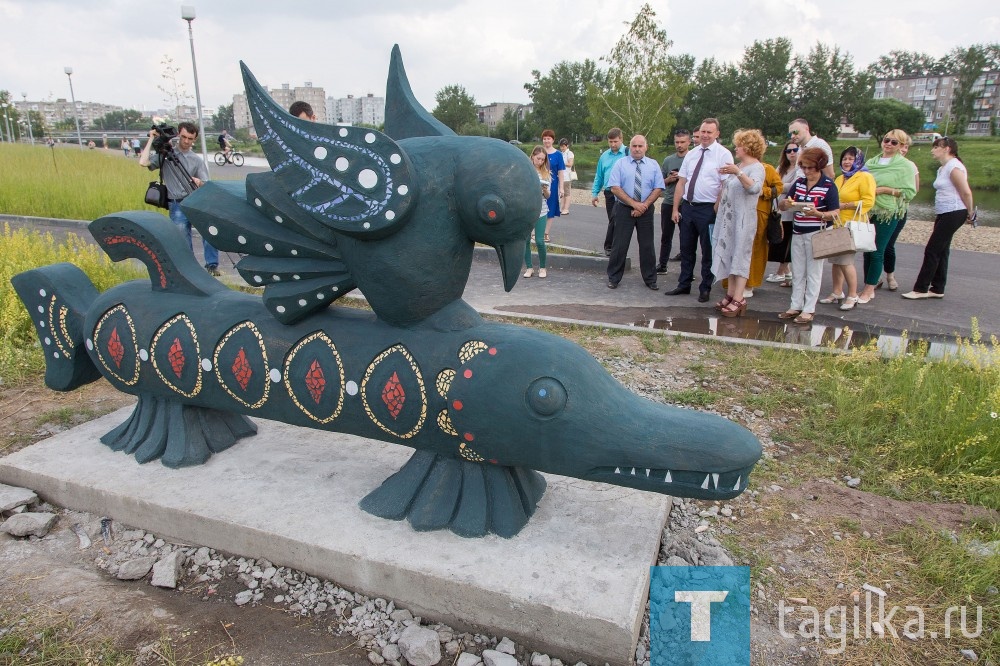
[212, 103, 235, 131]
[431, 84, 477, 133]
[524, 59, 603, 140]
[790, 42, 872, 139]
[866, 50, 945, 78]
[941, 44, 996, 135]
[734, 39, 795, 139]
[586, 3, 690, 145]
[91, 109, 149, 131]
[158, 55, 191, 113]
[676, 58, 739, 136]
[851, 98, 926, 139]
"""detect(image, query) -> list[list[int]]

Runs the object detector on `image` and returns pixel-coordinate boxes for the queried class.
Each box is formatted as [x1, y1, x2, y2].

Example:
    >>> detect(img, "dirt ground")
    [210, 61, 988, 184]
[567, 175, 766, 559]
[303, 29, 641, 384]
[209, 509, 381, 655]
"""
[1, 339, 996, 664]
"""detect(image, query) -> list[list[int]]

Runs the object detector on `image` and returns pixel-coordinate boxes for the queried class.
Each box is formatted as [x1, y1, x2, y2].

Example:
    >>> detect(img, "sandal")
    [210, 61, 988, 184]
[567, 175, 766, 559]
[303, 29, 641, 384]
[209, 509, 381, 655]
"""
[819, 293, 844, 304]
[793, 313, 814, 324]
[839, 296, 859, 311]
[777, 310, 802, 320]
[720, 298, 747, 318]
[543, 234, 550, 242]
[857, 293, 875, 304]
[714, 294, 734, 311]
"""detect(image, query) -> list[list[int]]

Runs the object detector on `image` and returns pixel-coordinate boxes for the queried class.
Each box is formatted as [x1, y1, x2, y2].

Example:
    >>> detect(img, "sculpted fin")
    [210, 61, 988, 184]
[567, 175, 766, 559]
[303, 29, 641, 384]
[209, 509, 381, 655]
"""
[384, 45, 456, 140]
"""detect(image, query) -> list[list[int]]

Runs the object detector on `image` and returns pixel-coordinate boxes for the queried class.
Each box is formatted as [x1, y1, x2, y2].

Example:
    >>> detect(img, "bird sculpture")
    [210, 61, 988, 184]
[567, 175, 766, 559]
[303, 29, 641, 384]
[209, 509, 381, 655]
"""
[11, 47, 762, 538]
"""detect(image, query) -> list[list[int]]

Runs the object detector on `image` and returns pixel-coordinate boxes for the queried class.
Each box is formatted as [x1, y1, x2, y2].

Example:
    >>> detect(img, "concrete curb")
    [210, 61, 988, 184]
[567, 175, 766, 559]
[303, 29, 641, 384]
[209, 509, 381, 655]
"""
[473, 245, 628, 273]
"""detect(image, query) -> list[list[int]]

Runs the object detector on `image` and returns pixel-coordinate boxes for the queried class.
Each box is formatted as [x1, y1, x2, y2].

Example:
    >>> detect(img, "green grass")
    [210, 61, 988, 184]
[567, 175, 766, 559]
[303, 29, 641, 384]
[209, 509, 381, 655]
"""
[0, 607, 135, 665]
[0, 225, 145, 385]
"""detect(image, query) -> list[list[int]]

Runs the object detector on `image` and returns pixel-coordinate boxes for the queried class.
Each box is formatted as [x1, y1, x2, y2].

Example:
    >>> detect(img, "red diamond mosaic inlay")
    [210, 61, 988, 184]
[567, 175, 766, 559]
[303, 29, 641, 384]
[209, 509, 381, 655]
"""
[305, 359, 326, 404]
[108, 327, 125, 368]
[381, 371, 405, 419]
[168, 338, 185, 377]
[231, 348, 252, 391]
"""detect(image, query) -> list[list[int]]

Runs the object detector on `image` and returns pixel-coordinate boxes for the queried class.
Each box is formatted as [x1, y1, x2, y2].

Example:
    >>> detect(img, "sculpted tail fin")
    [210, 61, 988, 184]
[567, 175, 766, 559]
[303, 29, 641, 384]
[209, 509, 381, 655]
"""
[10, 263, 101, 391]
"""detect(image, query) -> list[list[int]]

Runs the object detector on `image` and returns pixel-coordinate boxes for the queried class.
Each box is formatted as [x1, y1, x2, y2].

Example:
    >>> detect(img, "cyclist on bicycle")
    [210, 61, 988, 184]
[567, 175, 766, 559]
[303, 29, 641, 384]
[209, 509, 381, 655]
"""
[217, 129, 233, 158]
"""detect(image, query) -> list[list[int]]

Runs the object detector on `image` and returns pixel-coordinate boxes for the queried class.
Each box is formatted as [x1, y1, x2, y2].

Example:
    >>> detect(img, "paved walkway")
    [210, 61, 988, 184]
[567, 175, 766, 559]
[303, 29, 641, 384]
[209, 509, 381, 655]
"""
[5, 179, 996, 350]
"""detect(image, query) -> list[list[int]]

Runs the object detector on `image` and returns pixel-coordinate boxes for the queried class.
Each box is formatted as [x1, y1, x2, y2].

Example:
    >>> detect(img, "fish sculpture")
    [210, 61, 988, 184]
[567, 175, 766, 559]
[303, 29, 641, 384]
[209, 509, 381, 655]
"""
[11, 48, 762, 538]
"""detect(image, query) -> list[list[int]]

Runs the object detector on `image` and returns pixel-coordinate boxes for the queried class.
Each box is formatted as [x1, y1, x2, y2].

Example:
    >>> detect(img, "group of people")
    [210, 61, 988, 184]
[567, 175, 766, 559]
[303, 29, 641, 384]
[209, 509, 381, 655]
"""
[569, 117, 976, 324]
[522, 130, 576, 279]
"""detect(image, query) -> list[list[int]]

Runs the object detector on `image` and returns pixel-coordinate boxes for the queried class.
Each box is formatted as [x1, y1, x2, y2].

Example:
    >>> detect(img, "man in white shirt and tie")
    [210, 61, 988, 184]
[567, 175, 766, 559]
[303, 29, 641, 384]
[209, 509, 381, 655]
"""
[606, 135, 665, 289]
[667, 118, 734, 302]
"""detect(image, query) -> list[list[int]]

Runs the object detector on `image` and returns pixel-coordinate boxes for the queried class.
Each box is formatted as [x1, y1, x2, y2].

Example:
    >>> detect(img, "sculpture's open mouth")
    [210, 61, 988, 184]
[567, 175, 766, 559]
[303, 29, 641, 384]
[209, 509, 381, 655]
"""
[588, 465, 754, 499]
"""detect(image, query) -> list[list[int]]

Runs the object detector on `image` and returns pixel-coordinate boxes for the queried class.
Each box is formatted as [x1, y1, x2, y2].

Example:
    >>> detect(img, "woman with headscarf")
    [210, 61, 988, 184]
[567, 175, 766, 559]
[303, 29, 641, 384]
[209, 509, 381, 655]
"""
[819, 147, 875, 311]
[858, 129, 916, 304]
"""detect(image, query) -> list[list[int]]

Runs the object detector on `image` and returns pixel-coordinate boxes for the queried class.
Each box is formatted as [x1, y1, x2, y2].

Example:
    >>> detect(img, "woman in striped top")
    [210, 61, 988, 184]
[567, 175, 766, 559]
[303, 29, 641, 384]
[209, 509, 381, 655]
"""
[776, 147, 840, 325]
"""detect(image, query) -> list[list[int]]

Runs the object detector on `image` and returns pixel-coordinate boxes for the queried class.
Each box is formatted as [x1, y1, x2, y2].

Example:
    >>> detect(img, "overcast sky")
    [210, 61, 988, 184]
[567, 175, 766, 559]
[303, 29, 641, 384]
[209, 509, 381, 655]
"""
[2, 0, 998, 114]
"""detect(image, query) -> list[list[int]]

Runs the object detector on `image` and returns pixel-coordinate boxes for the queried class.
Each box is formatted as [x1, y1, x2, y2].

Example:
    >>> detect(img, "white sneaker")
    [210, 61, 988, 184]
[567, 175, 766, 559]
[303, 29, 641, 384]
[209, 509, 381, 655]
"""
[523, 268, 533, 278]
[743, 288, 753, 298]
[766, 273, 791, 283]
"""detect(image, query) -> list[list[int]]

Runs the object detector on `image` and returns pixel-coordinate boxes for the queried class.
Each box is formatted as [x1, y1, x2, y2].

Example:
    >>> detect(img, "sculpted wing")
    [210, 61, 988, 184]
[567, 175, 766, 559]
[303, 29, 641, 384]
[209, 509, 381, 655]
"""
[241, 62, 417, 240]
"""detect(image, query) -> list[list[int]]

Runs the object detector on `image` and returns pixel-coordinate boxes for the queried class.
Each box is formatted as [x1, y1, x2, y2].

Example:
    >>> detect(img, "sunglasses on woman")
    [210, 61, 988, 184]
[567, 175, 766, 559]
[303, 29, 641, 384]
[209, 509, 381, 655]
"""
[785, 147, 799, 154]
[882, 138, 900, 145]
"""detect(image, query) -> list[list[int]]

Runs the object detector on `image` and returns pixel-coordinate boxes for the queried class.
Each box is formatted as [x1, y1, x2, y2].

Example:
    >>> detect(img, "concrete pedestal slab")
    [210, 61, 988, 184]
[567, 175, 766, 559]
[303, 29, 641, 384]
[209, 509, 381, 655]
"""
[0, 408, 669, 665]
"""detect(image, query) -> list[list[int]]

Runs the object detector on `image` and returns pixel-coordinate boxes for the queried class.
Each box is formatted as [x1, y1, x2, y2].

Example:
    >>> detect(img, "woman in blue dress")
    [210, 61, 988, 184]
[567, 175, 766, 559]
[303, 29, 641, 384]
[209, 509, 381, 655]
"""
[541, 129, 565, 242]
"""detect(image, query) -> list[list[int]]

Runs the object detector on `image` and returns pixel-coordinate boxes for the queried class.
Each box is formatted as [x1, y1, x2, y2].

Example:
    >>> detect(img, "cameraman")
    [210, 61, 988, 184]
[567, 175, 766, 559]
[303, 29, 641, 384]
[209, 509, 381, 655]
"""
[139, 121, 221, 276]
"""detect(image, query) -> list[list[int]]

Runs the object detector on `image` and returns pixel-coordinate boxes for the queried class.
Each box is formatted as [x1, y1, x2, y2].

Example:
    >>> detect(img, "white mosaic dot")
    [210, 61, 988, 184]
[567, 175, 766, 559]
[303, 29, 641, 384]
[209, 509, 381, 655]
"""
[85, 339, 93, 350]
[139, 349, 149, 361]
[37, 305, 44, 313]
[53, 352, 60, 359]
[339, 128, 348, 137]
[254, 198, 262, 207]
[333, 286, 339, 292]
[291, 249, 298, 256]
[264, 243, 273, 251]
[298, 299, 307, 306]
[275, 305, 286, 314]
[237, 235, 247, 245]
[314, 146, 328, 160]
[272, 275, 281, 282]
[39, 320, 46, 328]
[363, 222, 371, 229]
[292, 274, 301, 280]
[346, 381, 359, 396]
[364, 133, 376, 144]
[358, 169, 377, 189]
[269, 368, 281, 383]
[385, 210, 396, 221]
[398, 185, 409, 195]
[39, 289, 47, 297]
[275, 215, 283, 223]
[201, 358, 213, 371]
[44, 337, 51, 346]
[316, 293, 325, 300]
[390, 153, 401, 164]
[208, 225, 219, 236]
[335, 157, 349, 172]
[253, 275, 263, 284]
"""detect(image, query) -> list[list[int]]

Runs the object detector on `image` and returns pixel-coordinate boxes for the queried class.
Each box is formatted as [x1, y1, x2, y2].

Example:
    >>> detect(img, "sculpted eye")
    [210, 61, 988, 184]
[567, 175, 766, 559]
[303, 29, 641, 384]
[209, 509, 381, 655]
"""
[526, 377, 566, 417]
[477, 194, 505, 225]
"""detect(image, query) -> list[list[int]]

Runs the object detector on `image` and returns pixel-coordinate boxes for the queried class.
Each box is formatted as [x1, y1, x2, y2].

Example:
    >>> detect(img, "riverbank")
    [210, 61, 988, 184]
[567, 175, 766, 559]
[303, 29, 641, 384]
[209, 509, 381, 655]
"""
[566, 189, 1000, 254]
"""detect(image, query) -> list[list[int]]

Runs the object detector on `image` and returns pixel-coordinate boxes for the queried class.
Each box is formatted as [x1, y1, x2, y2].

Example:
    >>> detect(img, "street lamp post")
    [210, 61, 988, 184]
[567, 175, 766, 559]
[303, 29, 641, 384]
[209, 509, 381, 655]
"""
[1, 103, 14, 143]
[0, 103, 8, 142]
[64, 67, 85, 150]
[22, 93, 34, 146]
[181, 5, 211, 176]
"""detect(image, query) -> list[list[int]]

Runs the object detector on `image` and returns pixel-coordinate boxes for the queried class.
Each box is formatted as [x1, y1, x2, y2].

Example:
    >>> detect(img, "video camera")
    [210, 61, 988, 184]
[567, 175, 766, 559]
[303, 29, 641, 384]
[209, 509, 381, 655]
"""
[150, 122, 177, 155]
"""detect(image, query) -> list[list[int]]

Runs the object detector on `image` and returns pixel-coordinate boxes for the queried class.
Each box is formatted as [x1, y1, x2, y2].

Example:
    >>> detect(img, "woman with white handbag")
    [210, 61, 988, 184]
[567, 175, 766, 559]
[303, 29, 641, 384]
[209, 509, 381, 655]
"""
[820, 147, 876, 311]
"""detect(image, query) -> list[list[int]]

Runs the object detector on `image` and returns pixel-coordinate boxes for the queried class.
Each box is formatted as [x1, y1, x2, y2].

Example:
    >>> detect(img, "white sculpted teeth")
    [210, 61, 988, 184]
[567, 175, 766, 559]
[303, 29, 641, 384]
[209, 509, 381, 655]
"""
[645, 468, 650, 477]
[701, 474, 711, 489]
[733, 476, 741, 490]
[615, 467, 621, 474]
[712, 473, 720, 488]
[664, 470, 672, 483]
[630, 467, 636, 476]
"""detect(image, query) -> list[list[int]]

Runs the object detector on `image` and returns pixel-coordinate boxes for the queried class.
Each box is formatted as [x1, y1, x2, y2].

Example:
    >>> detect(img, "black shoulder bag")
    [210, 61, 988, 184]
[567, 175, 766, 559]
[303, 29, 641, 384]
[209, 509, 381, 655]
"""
[144, 169, 169, 209]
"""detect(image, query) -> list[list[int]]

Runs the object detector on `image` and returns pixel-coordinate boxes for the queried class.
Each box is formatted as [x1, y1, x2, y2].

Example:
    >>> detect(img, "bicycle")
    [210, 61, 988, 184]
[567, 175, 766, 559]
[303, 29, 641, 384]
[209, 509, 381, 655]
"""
[214, 148, 244, 167]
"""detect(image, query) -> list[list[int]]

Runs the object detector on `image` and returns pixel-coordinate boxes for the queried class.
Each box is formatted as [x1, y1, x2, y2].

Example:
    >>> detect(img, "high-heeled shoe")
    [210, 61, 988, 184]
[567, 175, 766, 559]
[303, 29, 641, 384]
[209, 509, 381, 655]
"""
[857, 293, 875, 304]
[523, 268, 534, 278]
[886, 273, 898, 291]
[714, 294, 734, 311]
[720, 298, 747, 318]
[839, 296, 859, 311]
[819, 292, 845, 304]
[777, 310, 802, 319]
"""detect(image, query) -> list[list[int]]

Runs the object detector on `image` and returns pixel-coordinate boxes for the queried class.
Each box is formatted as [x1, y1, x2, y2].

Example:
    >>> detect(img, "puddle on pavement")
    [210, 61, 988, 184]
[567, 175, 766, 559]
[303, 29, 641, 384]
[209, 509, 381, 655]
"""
[630, 314, 959, 356]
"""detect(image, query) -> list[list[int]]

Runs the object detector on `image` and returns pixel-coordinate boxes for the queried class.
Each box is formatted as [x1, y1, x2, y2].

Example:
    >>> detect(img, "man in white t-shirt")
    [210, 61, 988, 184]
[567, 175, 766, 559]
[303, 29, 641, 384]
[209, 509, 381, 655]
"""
[788, 118, 834, 179]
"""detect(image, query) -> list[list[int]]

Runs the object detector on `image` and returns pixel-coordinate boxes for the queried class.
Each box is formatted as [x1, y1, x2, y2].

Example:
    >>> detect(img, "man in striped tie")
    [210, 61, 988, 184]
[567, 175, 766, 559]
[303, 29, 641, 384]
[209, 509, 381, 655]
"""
[606, 135, 665, 290]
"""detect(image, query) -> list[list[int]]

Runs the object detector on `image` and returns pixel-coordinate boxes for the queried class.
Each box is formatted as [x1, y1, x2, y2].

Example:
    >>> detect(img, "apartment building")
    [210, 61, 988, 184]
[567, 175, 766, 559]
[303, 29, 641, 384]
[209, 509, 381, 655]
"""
[874, 71, 999, 135]
[327, 94, 385, 126]
[233, 81, 328, 130]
